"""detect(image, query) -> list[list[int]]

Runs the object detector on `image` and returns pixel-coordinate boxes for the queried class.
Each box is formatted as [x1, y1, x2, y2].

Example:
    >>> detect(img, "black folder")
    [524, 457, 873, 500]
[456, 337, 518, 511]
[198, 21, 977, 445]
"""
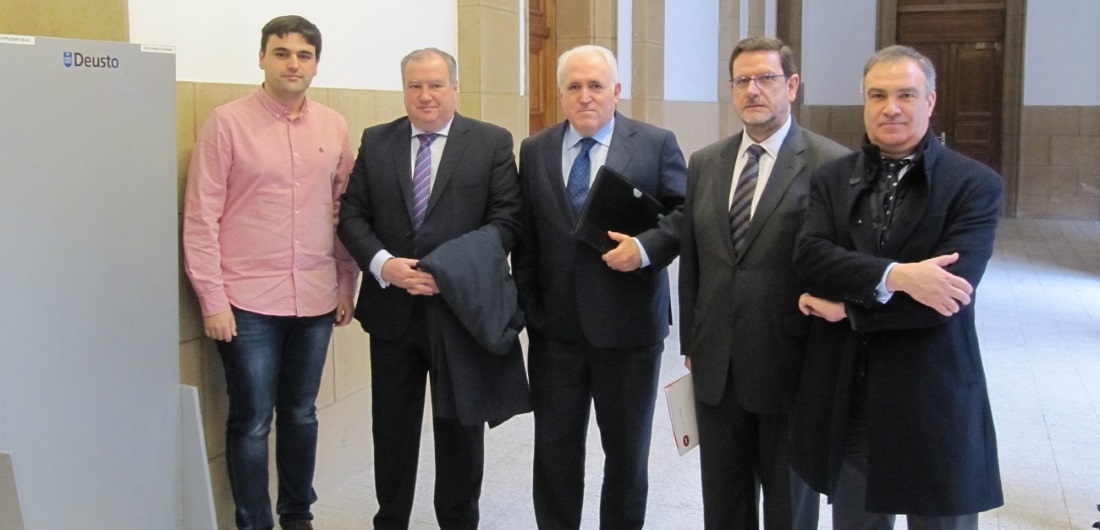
[572, 165, 670, 253]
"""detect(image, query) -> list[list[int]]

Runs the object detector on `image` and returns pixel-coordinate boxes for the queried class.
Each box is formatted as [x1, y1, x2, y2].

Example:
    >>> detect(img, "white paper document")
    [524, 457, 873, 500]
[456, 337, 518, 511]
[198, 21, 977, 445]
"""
[663, 373, 699, 455]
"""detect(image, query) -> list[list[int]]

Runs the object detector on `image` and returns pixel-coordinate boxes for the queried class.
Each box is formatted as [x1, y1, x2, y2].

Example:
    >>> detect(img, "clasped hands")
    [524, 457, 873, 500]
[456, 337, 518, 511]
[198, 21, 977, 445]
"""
[382, 257, 439, 296]
[381, 230, 640, 298]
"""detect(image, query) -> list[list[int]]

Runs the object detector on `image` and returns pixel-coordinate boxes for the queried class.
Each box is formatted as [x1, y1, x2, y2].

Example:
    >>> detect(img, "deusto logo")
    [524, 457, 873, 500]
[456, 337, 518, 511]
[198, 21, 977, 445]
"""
[62, 51, 120, 69]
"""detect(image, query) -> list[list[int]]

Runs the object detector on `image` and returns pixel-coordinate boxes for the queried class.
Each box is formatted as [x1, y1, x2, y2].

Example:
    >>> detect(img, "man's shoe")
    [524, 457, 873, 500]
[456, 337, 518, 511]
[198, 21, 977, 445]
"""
[280, 520, 314, 530]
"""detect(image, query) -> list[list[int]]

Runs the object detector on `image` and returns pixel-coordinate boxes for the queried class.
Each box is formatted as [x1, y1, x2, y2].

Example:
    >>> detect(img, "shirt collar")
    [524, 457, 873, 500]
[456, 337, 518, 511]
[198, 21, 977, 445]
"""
[564, 116, 615, 150]
[411, 117, 455, 139]
[738, 115, 792, 160]
[255, 86, 309, 119]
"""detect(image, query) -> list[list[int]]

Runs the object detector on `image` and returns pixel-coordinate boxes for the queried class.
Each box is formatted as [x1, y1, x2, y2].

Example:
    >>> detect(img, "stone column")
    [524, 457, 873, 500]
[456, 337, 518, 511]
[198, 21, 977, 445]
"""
[458, 0, 529, 141]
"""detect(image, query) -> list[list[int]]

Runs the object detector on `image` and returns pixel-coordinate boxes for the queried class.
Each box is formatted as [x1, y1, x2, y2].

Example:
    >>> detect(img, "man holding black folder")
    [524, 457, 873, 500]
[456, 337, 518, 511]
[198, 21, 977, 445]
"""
[678, 37, 848, 529]
[512, 44, 687, 530]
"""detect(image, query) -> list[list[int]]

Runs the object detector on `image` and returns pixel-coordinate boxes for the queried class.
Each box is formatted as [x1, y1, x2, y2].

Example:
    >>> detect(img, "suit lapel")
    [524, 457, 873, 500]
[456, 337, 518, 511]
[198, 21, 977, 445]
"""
[392, 120, 415, 221]
[542, 122, 575, 219]
[427, 114, 470, 220]
[712, 134, 742, 264]
[604, 113, 638, 176]
[738, 126, 808, 260]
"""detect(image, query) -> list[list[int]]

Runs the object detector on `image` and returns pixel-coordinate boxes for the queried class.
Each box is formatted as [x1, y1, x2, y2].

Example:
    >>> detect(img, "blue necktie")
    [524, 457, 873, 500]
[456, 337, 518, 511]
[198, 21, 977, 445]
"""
[411, 133, 438, 233]
[567, 138, 597, 215]
[729, 144, 764, 255]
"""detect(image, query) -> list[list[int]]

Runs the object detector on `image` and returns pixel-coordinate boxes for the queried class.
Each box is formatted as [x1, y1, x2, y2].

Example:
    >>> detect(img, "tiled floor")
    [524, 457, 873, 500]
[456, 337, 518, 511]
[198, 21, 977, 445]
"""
[312, 218, 1100, 529]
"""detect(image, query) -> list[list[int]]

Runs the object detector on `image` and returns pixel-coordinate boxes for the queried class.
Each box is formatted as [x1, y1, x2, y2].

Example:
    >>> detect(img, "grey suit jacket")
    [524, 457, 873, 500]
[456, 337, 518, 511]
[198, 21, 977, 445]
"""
[513, 112, 687, 348]
[679, 122, 848, 411]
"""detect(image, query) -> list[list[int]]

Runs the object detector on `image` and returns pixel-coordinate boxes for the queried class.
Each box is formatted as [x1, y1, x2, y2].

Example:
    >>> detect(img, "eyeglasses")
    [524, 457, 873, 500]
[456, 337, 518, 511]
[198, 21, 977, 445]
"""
[730, 73, 786, 92]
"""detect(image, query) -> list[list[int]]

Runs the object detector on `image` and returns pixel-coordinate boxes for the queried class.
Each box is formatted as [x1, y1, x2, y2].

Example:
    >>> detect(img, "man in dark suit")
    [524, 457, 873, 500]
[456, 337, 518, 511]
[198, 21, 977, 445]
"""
[511, 44, 686, 530]
[337, 48, 522, 530]
[792, 45, 1003, 529]
[678, 37, 849, 530]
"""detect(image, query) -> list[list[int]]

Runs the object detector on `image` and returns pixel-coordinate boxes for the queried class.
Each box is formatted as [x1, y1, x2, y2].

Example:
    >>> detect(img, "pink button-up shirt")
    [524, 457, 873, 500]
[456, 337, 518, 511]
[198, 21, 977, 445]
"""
[183, 88, 357, 318]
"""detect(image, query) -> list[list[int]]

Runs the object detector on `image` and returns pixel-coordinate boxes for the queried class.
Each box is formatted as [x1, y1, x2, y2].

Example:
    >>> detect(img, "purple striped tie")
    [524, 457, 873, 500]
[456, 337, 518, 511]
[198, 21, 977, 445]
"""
[729, 144, 764, 255]
[412, 133, 438, 233]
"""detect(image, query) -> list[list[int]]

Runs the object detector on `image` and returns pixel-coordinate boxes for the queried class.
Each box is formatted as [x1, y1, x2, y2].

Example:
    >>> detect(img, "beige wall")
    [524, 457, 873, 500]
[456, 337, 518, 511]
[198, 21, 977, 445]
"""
[800, 104, 866, 151]
[458, 1, 528, 140]
[1018, 106, 1100, 219]
[0, 0, 127, 41]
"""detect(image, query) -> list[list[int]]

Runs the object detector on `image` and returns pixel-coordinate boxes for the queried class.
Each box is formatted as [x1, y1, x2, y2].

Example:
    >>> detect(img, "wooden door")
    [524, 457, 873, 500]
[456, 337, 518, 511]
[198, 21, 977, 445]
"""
[529, 0, 557, 134]
[896, 1, 1005, 171]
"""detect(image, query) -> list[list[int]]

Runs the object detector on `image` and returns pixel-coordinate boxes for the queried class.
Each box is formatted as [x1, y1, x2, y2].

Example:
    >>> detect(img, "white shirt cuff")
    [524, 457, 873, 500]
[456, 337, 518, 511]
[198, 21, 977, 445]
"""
[875, 262, 898, 303]
[369, 250, 395, 288]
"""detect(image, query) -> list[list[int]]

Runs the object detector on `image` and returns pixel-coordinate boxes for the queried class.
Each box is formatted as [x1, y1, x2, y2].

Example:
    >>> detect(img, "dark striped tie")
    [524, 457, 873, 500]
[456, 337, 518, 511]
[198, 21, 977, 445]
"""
[729, 144, 764, 255]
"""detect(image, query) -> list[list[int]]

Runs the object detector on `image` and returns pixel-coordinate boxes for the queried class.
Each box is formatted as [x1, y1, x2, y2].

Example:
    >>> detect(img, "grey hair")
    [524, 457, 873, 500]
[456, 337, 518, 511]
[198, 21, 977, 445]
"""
[401, 48, 459, 85]
[556, 45, 619, 89]
[862, 45, 936, 95]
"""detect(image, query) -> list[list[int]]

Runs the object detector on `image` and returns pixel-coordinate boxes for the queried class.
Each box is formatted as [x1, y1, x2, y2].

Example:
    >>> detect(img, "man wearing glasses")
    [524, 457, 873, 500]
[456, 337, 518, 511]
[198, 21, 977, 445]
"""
[678, 36, 848, 529]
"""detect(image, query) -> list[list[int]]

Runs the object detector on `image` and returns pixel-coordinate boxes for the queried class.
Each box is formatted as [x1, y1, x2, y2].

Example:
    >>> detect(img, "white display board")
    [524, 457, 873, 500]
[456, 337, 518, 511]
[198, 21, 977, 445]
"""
[0, 35, 181, 529]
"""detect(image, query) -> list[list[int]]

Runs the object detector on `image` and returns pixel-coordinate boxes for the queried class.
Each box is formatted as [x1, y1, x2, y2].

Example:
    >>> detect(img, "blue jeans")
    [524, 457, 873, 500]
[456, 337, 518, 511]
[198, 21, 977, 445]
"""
[216, 307, 334, 530]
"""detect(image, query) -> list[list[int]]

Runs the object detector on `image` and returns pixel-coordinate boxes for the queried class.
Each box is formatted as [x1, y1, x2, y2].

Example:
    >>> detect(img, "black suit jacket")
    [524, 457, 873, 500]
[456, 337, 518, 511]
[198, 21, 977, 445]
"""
[791, 131, 1004, 515]
[679, 123, 849, 411]
[338, 113, 522, 342]
[513, 113, 686, 348]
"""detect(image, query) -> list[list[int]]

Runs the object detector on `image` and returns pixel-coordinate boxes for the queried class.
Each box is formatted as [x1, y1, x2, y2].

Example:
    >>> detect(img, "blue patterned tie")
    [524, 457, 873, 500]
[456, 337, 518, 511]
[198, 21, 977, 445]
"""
[567, 138, 597, 215]
[411, 133, 438, 233]
[729, 144, 764, 255]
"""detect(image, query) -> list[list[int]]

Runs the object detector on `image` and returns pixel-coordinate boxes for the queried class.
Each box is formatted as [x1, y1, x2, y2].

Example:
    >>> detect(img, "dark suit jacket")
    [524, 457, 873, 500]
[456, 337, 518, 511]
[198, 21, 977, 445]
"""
[678, 123, 849, 411]
[337, 113, 522, 342]
[791, 131, 1004, 515]
[512, 113, 686, 348]
[418, 226, 532, 427]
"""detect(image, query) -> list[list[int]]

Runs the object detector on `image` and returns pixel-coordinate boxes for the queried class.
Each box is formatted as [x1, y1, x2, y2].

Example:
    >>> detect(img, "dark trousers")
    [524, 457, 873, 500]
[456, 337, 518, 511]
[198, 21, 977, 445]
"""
[696, 368, 818, 530]
[528, 332, 663, 530]
[216, 307, 335, 530]
[370, 305, 485, 530]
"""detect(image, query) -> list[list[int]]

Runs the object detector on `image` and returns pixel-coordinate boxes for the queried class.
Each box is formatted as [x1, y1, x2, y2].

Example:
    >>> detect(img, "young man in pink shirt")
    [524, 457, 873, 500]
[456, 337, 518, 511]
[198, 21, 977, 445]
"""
[182, 15, 356, 530]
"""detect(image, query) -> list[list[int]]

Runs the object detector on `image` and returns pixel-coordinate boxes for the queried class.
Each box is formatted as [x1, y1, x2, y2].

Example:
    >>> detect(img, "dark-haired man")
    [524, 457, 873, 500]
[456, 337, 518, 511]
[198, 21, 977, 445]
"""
[678, 36, 848, 529]
[183, 15, 356, 530]
[793, 45, 1003, 529]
